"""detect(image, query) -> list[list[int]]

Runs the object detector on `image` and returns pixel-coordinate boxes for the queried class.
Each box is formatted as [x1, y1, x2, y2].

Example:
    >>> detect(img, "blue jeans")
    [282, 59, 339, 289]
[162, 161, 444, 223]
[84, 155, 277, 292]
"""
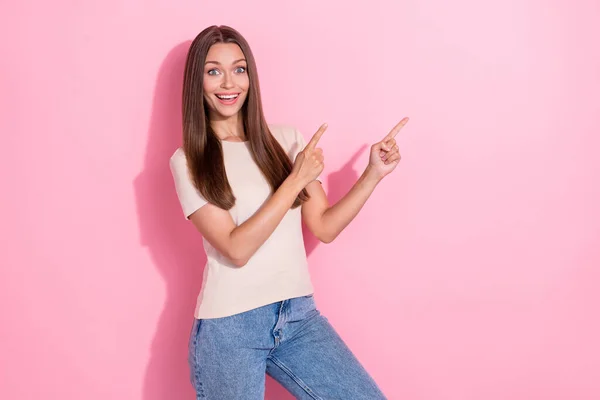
[188, 294, 387, 399]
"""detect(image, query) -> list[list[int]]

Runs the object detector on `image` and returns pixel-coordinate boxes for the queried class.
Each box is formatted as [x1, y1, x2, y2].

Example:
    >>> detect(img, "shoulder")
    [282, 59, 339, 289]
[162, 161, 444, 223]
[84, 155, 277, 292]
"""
[170, 147, 185, 159]
[268, 123, 298, 141]
[169, 147, 188, 172]
[268, 124, 304, 153]
[269, 124, 304, 159]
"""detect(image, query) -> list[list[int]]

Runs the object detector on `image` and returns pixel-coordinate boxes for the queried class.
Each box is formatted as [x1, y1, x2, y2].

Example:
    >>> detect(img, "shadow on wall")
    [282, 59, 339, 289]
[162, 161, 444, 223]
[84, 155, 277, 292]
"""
[135, 42, 367, 400]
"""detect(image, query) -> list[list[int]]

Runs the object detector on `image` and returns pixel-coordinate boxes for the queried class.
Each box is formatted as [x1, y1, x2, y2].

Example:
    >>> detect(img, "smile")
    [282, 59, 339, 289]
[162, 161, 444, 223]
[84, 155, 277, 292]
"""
[215, 93, 240, 105]
[215, 93, 239, 100]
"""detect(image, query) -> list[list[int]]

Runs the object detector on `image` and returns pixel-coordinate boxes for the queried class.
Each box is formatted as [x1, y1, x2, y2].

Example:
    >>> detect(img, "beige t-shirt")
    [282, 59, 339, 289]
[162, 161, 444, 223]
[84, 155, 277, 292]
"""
[169, 124, 315, 319]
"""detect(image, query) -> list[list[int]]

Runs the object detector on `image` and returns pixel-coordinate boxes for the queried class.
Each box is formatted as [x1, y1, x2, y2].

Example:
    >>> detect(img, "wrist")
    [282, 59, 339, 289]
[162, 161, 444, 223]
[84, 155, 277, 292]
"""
[363, 165, 383, 185]
[284, 174, 308, 194]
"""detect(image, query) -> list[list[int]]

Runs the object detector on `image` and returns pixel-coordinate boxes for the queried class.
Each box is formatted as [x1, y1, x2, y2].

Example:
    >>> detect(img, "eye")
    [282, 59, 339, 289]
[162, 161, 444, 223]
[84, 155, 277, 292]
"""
[207, 68, 220, 76]
[235, 66, 247, 74]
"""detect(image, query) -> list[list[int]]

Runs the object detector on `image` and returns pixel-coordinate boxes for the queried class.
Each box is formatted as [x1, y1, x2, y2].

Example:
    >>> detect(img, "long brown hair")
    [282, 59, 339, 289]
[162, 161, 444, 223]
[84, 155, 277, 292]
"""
[182, 25, 309, 210]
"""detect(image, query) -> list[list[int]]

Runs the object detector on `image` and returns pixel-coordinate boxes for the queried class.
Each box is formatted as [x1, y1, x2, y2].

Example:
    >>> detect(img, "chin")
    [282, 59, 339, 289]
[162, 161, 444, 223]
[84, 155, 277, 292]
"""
[214, 107, 242, 119]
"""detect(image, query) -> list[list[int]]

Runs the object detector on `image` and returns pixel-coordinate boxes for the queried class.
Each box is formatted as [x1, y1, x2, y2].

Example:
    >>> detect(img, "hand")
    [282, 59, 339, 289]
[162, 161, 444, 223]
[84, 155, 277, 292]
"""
[291, 123, 328, 186]
[367, 117, 409, 180]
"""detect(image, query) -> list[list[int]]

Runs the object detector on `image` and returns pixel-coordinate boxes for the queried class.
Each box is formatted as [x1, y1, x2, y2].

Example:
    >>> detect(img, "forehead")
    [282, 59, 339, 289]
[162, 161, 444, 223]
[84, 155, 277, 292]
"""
[205, 43, 245, 63]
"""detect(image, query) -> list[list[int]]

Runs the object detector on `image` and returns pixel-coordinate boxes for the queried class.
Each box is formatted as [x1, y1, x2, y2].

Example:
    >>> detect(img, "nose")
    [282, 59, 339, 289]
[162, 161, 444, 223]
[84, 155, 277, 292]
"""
[221, 71, 234, 89]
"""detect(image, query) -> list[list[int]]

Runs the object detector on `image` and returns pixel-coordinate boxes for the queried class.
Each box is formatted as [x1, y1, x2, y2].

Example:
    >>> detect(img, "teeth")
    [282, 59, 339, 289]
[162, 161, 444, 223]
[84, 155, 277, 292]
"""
[216, 94, 238, 100]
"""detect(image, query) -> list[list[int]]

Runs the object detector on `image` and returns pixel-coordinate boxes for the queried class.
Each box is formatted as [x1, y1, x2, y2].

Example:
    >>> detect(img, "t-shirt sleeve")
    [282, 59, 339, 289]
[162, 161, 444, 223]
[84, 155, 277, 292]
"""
[292, 127, 322, 184]
[169, 149, 209, 219]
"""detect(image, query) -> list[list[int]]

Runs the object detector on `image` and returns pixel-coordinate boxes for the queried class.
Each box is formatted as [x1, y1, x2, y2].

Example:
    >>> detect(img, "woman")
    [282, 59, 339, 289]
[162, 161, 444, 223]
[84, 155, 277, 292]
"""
[170, 25, 408, 399]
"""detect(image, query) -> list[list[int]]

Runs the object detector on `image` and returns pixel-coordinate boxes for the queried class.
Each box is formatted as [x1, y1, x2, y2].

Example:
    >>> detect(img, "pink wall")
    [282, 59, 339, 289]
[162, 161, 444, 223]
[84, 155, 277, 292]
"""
[2, 1, 599, 399]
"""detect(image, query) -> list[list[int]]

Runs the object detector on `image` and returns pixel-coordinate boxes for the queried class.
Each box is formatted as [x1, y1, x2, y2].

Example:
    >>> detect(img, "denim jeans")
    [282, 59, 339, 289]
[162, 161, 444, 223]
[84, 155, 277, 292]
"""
[188, 294, 387, 399]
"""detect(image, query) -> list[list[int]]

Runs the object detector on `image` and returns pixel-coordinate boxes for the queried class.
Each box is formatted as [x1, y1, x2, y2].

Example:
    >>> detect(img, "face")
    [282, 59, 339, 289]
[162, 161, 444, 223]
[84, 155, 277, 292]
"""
[203, 43, 249, 120]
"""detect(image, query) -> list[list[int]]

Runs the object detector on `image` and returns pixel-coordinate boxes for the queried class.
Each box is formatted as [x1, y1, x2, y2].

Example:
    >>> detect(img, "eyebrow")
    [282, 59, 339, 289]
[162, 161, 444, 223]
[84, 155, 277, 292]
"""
[205, 58, 247, 66]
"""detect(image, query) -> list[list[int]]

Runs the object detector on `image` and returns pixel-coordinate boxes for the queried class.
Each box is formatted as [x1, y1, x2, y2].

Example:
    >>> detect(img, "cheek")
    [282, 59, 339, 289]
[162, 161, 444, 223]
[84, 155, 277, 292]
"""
[203, 92, 213, 108]
[202, 83, 217, 110]
[237, 75, 250, 91]
[203, 77, 218, 95]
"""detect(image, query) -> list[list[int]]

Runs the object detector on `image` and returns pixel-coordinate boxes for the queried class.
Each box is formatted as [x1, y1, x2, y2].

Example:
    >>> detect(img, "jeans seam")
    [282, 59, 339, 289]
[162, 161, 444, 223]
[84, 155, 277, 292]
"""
[268, 355, 322, 400]
[190, 320, 206, 398]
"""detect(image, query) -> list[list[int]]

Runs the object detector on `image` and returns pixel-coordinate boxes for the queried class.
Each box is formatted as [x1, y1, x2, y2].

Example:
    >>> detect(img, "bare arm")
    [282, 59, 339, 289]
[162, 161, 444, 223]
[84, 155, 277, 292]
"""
[189, 124, 328, 267]
[302, 118, 409, 243]
[302, 167, 381, 243]
[189, 177, 304, 266]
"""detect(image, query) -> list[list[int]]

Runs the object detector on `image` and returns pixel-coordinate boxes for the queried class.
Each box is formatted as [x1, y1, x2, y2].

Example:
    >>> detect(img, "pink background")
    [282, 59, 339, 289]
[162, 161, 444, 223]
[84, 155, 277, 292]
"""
[2, 1, 599, 399]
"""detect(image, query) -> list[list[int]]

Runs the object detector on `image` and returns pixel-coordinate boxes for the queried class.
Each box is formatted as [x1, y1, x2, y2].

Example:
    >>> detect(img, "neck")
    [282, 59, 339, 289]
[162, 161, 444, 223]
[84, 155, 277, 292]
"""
[209, 112, 246, 142]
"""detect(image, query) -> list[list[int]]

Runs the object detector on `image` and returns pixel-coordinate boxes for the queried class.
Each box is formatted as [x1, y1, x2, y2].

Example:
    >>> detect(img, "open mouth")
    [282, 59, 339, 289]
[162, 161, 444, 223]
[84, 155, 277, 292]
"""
[215, 93, 240, 105]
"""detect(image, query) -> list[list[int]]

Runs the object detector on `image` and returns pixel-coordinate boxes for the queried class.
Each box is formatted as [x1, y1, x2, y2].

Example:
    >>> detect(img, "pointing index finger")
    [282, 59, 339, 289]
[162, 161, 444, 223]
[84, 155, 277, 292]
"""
[305, 123, 328, 151]
[384, 117, 409, 141]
